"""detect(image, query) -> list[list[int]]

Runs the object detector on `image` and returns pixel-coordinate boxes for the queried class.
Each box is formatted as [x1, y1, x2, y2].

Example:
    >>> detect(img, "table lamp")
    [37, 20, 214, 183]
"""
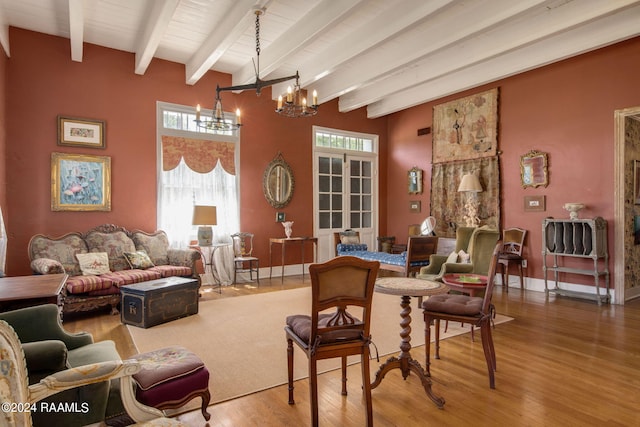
[458, 173, 483, 227]
[192, 205, 217, 246]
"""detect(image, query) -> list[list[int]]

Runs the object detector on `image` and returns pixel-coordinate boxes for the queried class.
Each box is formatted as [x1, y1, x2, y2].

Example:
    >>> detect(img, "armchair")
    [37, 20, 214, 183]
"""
[417, 226, 499, 281]
[0, 319, 184, 427]
[0, 304, 129, 426]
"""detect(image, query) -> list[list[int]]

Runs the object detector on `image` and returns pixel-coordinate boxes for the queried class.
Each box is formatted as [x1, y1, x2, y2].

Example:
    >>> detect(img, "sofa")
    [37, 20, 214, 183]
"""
[28, 224, 199, 315]
[0, 304, 130, 426]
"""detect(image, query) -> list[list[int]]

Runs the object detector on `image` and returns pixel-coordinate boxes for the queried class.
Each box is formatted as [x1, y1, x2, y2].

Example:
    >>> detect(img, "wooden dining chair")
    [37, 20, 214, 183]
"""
[498, 227, 527, 292]
[285, 256, 380, 427]
[423, 242, 502, 389]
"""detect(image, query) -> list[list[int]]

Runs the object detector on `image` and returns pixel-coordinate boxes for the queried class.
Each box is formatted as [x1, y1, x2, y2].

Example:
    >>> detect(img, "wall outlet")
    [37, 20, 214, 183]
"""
[522, 259, 528, 268]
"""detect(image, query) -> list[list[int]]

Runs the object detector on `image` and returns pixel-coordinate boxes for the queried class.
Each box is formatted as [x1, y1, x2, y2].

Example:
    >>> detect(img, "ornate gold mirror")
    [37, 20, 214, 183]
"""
[520, 150, 549, 188]
[408, 167, 423, 194]
[263, 152, 295, 208]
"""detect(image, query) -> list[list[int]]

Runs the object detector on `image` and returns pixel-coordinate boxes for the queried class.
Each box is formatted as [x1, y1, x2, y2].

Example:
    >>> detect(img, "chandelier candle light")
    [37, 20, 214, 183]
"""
[195, 6, 318, 131]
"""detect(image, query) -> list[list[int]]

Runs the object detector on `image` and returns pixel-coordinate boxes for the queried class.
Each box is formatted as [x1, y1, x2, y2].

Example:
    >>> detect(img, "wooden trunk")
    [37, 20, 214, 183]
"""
[120, 277, 199, 328]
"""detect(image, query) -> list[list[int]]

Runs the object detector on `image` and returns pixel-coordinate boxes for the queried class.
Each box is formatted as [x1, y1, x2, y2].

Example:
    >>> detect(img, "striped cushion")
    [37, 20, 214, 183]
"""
[101, 269, 162, 287]
[148, 265, 192, 278]
[66, 275, 114, 294]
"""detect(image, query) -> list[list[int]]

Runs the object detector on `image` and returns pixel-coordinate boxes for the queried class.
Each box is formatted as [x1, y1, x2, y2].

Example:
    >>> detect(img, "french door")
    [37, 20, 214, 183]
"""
[313, 151, 377, 262]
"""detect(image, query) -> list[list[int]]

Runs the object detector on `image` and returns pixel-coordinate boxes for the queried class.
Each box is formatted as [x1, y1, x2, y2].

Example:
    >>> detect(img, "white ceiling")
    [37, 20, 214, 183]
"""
[0, 0, 639, 118]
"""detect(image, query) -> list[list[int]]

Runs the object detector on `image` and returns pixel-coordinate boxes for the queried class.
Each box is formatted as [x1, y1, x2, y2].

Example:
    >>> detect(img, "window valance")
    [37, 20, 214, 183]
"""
[162, 135, 236, 175]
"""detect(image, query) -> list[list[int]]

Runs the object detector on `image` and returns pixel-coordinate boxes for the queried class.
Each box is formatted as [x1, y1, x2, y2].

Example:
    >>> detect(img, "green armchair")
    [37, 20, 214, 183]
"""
[417, 226, 500, 281]
[0, 304, 128, 426]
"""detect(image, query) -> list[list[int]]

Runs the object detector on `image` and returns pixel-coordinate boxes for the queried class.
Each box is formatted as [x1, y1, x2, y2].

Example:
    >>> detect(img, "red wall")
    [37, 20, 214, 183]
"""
[4, 28, 387, 276]
[387, 36, 640, 284]
[0, 46, 7, 230]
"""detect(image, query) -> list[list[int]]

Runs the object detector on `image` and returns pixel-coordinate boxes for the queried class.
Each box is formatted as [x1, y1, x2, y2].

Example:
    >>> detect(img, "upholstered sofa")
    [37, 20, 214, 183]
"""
[28, 224, 199, 315]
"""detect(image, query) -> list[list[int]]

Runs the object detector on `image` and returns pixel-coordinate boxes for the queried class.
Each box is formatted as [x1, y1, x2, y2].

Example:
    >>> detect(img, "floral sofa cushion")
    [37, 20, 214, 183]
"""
[131, 230, 170, 265]
[84, 230, 136, 272]
[29, 232, 88, 276]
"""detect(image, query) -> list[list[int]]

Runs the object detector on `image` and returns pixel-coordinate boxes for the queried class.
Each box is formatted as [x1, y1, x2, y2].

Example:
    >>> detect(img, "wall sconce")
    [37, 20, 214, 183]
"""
[458, 173, 483, 227]
[192, 205, 217, 246]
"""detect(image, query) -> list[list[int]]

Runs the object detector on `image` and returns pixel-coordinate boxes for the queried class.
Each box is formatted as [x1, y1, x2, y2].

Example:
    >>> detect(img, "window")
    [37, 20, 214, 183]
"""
[157, 102, 240, 247]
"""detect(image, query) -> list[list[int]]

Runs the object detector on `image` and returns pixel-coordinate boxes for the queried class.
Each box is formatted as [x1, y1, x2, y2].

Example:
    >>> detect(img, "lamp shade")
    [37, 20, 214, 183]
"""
[192, 205, 217, 225]
[458, 174, 483, 192]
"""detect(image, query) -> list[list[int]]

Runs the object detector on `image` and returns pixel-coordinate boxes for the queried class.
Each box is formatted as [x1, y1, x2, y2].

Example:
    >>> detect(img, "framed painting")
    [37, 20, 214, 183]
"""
[51, 152, 111, 211]
[524, 195, 546, 212]
[521, 150, 549, 188]
[432, 88, 499, 163]
[409, 200, 421, 213]
[57, 116, 105, 148]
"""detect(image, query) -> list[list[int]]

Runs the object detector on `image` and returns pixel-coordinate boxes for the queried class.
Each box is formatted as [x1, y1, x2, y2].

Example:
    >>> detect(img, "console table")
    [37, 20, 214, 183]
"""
[0, 274, 67, 313]
[269, 237, 318, 283]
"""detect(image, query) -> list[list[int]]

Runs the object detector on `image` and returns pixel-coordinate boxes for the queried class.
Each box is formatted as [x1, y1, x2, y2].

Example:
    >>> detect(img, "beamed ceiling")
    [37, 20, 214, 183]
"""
[0, 0, 639, 118]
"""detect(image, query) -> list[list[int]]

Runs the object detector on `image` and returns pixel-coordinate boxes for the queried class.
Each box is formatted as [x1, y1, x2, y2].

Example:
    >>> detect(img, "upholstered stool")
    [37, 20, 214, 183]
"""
[130, 346, 211, 421]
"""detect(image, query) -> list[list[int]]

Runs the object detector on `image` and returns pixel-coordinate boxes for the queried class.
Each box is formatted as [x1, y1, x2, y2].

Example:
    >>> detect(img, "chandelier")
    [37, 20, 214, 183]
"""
[195, 6, 318, 131]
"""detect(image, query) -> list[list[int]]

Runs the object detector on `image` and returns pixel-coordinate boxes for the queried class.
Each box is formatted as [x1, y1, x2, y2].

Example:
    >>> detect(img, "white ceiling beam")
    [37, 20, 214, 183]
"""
[134, 0, 179, 75]
[185, 0, 256, 85]
[365, 5, 640, 118]
[269, 0, 456, 100]
[312, 0, 548, 105]
[68, 0, 83, 62]
[232, 0, 364, 87]
[340, 0, 639, 112]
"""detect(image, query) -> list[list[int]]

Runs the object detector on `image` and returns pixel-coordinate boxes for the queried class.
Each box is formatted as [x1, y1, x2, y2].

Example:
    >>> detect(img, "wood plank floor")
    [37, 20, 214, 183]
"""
[64, 277, 640, 427]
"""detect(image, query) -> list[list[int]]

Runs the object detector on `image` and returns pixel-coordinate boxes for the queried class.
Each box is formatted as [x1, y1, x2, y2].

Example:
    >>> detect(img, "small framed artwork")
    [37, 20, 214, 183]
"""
[408, 167, 423, 194]
[409, 200, 421, 213]
[524, 195, 546, 212]
[276, 212, 286, 222]
[634, 160, 640, 205]
[57, 116, 106, 148]
[51, 152, 111, 211]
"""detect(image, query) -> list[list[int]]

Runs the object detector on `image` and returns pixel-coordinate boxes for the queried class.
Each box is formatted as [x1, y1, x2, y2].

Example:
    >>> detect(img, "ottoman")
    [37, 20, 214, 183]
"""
[130, 346, 211, 421]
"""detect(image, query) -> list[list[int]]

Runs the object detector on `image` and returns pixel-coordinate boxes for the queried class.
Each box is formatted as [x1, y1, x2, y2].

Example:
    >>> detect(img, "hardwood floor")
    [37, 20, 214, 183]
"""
[63, 277, 640, 427]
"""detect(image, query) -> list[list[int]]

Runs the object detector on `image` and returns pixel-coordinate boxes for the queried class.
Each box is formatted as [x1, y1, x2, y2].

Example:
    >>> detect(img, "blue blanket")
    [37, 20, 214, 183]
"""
[336, 243, 429, 268]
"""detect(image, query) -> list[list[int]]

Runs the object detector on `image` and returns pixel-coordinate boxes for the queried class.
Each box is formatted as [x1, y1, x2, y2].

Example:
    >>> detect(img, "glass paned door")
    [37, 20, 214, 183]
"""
[314, 153, 377, 262]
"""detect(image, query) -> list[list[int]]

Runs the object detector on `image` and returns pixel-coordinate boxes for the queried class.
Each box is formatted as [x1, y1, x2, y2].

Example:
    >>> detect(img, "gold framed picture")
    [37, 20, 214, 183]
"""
[51, 152, 111, 211]
[408, 167, 423, 194]
[57, 116, 106, 148]
[524, 195, 546, 212]
[409, 200, 421, 213]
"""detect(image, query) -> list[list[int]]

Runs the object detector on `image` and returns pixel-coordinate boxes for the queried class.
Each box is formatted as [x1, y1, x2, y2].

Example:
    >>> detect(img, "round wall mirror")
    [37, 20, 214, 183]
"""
[263, 152, 295, 208]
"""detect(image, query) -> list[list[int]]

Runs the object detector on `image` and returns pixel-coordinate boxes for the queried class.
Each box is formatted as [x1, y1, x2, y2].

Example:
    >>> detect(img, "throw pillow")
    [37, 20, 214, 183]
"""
[340, 235, 360, 244]
[445, 251, 458, 264]
[123, 250, 155, 269]
[458, 250, 471, 264]
[76, 252, 111, 275]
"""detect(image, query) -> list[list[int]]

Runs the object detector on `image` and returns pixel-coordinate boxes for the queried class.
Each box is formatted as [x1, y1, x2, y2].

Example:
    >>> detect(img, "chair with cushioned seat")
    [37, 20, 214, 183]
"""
[422, 242, 502, 389]
[285, 256, 379, 427]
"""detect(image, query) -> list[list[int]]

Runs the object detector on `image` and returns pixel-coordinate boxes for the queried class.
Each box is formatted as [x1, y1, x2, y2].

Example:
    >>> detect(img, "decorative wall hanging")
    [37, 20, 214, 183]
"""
[432, 88, 498, 163]
[409, 200, 421, 213]
[521, 150, 549, 188]
[51, 152, 111, 211]
[408, 167, 423, 194]
[263, 152, 294, 209]
[57, 116, 105, 148]
[430, 156, 500, 237]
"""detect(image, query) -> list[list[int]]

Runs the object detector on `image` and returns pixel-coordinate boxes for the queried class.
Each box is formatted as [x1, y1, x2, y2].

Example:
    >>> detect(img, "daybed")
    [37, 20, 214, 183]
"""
[28, 224, 199, 315]
[334, 232, 438, 276]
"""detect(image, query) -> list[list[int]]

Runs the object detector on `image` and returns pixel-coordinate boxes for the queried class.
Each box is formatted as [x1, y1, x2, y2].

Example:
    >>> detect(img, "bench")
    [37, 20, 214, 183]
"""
[336, 235, 438, 277]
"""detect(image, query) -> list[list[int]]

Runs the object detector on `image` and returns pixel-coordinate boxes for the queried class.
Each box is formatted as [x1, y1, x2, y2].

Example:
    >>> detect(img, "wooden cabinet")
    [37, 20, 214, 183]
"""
[542, 217, 610, 305]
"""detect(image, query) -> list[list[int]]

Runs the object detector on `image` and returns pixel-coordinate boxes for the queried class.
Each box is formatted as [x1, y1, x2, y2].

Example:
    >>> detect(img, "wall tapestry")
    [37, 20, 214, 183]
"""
[432, 88, 499, 163]
[430, 156, 501, 237]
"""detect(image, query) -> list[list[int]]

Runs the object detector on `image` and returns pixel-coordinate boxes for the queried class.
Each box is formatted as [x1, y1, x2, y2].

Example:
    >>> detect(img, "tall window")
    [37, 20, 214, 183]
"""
[157, 102, 240, 247]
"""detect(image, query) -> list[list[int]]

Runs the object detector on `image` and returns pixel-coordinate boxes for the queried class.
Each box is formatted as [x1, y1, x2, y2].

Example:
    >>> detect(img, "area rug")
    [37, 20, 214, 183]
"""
[127, 287, 512, 405]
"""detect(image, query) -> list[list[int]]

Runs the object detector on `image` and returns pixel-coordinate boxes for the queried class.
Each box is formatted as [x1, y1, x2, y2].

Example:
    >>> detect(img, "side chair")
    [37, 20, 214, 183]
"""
[498, 227, 527, 292]
[285, 255, 380, 427]
[231, 232, 259, 285]
[423, 241, 502, 389]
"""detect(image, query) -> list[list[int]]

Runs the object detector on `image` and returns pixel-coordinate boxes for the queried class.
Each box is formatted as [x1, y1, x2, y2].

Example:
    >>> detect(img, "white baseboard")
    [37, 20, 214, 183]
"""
[501, 275, 615, 302]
